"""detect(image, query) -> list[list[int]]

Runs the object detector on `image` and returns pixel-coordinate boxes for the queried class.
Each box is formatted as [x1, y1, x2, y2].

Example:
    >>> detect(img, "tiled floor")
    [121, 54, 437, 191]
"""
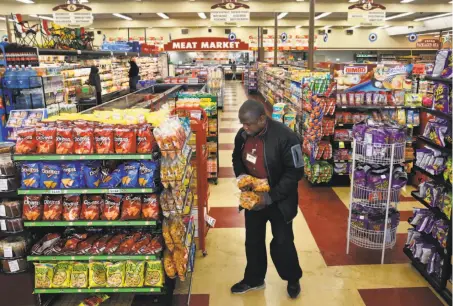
[189, 81, 448, 306]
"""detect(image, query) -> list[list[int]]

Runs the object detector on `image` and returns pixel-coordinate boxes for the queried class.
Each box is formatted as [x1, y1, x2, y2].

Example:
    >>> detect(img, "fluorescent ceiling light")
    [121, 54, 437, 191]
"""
[414, 13, 453, 22]
[79, 0, 89, 3]
[323, 25, 332, 29]
[16, 0, 34, 3]
[295, 25, 302, 29]
[347, 25, 361, 30]
[112, 13, 132, 21]
[157, 13, 169, 19]
[296, 0, 304, 2]
[198, 12, 207, 19]
[377, 25, 391, 29]
[277, 13, 288, 19]
[349, 0, 359, 2]
[315, 12, 332, 20]
[0, 17, 13, 23]
[400, 0, 415, 3]
[30, 14, 54, 21]
[385, 12, 414, 20]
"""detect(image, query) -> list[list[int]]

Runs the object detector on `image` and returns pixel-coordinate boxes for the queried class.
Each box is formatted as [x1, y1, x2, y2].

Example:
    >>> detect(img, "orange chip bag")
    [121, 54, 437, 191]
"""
[16, 128, 36, 154]
[56, 126, 74, 154]
[23, 195, 42, 221]
[120, 194, 142, 220]
[94, 125, 114, 154]
[62, 195, 81, 221]
[36, 126, 56, 154]
[137, 124, 155, 154]
[43, 195, 63, 221]
[80, 195, 103, 220]
[114, 126, 137, 154]
[142, 194, 160, 220]
[101, 194, 121, 221]
[74, 126, 94, 155]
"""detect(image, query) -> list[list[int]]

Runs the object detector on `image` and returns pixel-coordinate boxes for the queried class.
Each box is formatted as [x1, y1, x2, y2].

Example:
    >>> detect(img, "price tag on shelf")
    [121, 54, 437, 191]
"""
[8, 260, 20, 273]
[0, 220, 6, 231]
[3, 246, 13, 258]
[49, 190, 62, 194]
[339, 142, 345, 149]
[0, 205, 5, 217]
[77, 50, 82, 55]
[0, 179, 8, 191]
[108, 189, 120, 193]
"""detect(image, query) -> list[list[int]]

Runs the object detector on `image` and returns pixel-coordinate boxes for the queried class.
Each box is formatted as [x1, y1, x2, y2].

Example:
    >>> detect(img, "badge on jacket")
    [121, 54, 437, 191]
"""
[291, 145, 303, 168]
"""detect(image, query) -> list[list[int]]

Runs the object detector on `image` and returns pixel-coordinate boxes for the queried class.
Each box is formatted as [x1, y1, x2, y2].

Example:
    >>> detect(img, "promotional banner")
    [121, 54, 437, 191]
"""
[211, 0, 250, 22]
[416, 39, 441, 49]
[52, 1, 93, 28]
[164, 37, 249, 51]
[347, 0, 386, 26]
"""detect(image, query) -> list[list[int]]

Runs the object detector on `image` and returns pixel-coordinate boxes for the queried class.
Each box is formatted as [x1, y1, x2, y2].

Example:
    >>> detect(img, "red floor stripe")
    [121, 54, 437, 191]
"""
[400, 195, 417, 201]
[219, 143, 235, 150]
[209, 207, 245, 228]
[298, 179, 409, 265]
[358, 287, 444, 306]
[219, 167, 236, 178]
[399, 211, 414, 222]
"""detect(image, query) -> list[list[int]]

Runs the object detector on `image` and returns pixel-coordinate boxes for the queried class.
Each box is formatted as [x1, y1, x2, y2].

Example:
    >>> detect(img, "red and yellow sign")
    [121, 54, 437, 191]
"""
[163, 37, 249, 51]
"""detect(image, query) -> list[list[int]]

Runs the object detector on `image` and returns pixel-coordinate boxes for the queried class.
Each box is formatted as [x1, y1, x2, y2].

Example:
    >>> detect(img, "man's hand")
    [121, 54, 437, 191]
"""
[252, 192, 272, 211]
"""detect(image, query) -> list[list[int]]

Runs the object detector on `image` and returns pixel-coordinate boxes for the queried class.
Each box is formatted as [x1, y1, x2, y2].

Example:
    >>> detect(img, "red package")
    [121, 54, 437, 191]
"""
[16, 128, 36, 154]
[101, 194, 121, 221]
[89, 234, 112, 255]
[141, 194, 160, 220]
[120, 194, 142, 220]
[62, 195, 81, 221]
[80, 195, 103, 220]
[61, 233, 88, 254]
[76, 234, 101, 255]
[131, 233, 152, 254]
[43, 195, 63, 221]
[94, 125, 114, 154]
[136, 124, 155, 154]
[104, 233, 126, 254]
[36, 126, 56, 154]
[56, 126, 74, 154]
[139, 235, 163, 254]
[73, 126, 94, 155]
[115, 232, 141, 255]
[114, 126, 137, 154]
[23, 195, 42, 221]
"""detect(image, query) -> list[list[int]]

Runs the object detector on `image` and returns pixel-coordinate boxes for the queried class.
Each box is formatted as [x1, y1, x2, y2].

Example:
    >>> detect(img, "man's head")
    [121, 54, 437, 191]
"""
[238, 100, 267, 136]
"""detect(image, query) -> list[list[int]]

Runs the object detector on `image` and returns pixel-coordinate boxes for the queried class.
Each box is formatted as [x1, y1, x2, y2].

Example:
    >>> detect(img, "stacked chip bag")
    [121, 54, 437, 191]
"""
[138, 161, 158, 188]
[60, 162, 84, 189]
[21, 163, 40, 189]
[121, 162, 140, 188]
[40, 163, 61, 189]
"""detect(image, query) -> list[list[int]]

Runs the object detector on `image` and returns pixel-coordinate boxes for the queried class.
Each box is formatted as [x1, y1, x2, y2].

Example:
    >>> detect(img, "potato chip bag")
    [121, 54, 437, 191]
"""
[52, 262, 72, 288]
[74, 126, 94, 155]
[63, 195, 81, 221]
[82, 161, 101, 188]
[114, 126, 137, 154]
[105, 262, 125, 288]
[141, 194, 160, 220]
[56, 126, 74, 154]
[120, 162, 140, 188]
[94, 125, 114, 154]
[138, 161, 157, 188]
[89, 262, 107, 288]
[124, 260, 145, 288]
[60, 162, 84, 189]
[70, 262, 88, 288]
[145, 260, 164, 287]
[36, 126, 56, 154]
[40, 163, 62, 189]
[43, 195, 63, 221]
[101, 194, 121, 221]
[23, 195, 42, 221]
[120, 194, 142, 220]
[100, 168, 122, 188]
[34, 263, 55, 289]
[137, 124, 155, 154]
[16, 128, 36, 154]
[80, 195, 103, 220]
[21, 162, 40, 189]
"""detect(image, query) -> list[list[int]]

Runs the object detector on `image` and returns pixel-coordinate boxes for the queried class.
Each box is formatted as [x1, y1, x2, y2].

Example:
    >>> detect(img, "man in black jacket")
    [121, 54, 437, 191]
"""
[129, 57, 140, 92]
[231, 100, 303, 299]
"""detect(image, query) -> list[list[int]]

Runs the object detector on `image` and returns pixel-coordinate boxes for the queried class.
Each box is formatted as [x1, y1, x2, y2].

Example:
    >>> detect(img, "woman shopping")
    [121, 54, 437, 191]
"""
[129, 57, 140, 92]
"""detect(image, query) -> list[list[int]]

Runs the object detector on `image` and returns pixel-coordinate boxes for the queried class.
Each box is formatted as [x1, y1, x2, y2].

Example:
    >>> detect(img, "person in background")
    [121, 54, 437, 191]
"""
[129, 57, 140, 92]
[231, 100, 303, 299]
[231, 60, 237, 81]
[87, 66, 102, 105]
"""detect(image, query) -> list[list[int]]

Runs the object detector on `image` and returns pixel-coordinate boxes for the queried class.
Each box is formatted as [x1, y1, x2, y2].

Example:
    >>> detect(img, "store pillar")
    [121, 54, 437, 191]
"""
[308, 0, 315, 70]
[274, 13, 278, 66]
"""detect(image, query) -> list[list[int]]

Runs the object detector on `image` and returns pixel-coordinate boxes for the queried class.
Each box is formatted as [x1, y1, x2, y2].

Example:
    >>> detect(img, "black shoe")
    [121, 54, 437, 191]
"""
[287, 281, 301, 299]
[231, 280, 265, 294]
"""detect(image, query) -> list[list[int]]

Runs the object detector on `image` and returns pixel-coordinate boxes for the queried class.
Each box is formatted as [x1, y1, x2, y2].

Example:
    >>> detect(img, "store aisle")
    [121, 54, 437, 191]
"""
[189, 81, 447, 306]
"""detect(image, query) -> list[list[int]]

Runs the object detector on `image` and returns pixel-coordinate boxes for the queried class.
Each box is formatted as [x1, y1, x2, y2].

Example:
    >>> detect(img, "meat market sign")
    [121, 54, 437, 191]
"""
[163, 37, 249, 51]
[416, 39, 441, 49]
[211, 0, 250, 22]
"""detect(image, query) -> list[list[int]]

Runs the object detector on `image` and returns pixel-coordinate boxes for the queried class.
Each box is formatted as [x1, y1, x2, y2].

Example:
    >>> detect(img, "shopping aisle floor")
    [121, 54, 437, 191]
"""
[189, 81, 448, 306]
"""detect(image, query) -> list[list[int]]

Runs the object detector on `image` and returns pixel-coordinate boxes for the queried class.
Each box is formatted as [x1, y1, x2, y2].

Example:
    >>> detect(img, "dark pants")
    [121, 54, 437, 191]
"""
[129, 76, 139, 91]
[244, 204, 302, 286]
[96, 91, 102, 105]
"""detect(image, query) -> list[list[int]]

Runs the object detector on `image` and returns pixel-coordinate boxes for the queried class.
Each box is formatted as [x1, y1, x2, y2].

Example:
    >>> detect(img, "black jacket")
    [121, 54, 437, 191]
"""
[88, 67, 101, 93]
[129, 61, 139, 77]
[232, 119, 304, 222]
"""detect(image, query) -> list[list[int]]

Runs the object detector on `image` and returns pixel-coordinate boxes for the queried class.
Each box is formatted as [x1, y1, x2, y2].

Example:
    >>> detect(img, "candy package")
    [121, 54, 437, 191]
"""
[36, 126, 56, 154]
[80, 195, 103, 220]
[62, 195, 81, 221]
[101, 194, 122, 221]
[21, 162, 40, 189]
[40, 163, 61, 189]
[120, 195, 142, 220]
[23, 195, 42, 221]
[60, 162, 84, 189]
[43, 195, 63, 221]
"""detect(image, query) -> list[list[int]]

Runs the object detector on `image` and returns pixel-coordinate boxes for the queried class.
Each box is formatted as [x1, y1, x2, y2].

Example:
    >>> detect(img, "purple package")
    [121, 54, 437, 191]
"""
[440, 50, 452, 78]
[366, 168, 390, 190]
[386, 127, 405, 144]
[352, 123, 367, 141]
[416, 215, 431, 232]
[364, 127, 388, 157]
[372, 92, 380, 105]
[433, 82, 450, 114]
[432, 49, 451, 77]
[392, 167, 408, 189]
[351, 214, 368, 229]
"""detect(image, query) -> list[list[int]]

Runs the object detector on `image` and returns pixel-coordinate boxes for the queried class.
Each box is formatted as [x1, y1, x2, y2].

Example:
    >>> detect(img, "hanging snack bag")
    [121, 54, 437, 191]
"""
[56, 126, 74, 154]
[101, 194, 122, 221]
[100, 168, 122, 188]
[124, 260, 145, 287]
[82, 161, 101, 188]
[105, 261, 125, 288]
[145, 260, 164, 287]
[94, 125, 114, 154]
[120, 194, 142, 220]
[70, 262, 89, 288]
[163, 250, 176, 279]
[35, 126, 56, 154]
[43, 195, 63, 221]
[40, 162, 62, 189]
[23, 195, 42, 221]
[52, 262, 72, 288]
[73, 126, 94, 155]
[21, 162, 40, 189]
[34, 263, 55, 289]
[60, 162, 84, 189]
[137, 124, 155, 154]
[114, 126, 137, 154]
[121, 162, 140, 188]
[138, 161, 157, 188]
[62, 195, 81, 221]
[142, 194, 160, 220]
[16, 128, 36, 154]
[89, 262, 107, 288]
[80, 195, 103, 221]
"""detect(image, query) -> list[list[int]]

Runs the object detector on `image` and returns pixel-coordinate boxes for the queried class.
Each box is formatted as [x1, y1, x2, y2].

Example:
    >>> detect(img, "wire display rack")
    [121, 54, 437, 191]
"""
[352, 185, 402, 208]
[349, 224, 397, 250]
[353, 140, 406, 165]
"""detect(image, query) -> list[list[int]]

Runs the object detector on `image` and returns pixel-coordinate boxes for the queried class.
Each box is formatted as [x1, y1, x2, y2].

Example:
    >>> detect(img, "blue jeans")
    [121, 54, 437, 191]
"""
[129, 76, 139, 91]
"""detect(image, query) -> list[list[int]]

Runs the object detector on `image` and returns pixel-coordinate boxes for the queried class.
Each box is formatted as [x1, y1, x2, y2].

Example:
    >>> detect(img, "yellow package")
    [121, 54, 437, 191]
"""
[145, 260, 164, 287]
[34, 263, 55, 289]
[105, 262, 125, 288]
[52, 262, 72, 288]
[124, 261, 145, 288]
[70, 262, 89, 288]
[89, 262, 107, 288]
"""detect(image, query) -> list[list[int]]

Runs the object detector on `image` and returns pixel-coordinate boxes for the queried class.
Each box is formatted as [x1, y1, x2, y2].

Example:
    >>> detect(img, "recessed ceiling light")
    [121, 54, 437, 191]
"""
[157, 13, 169, 19]
[400, 0, 415, 3]
[414, 12, 452, 21]
[79, 0, 89, 3]
[385, 12, 414, 21]
[315, 12, 332, 20]
[198, 13, 207, 19]
[277, 13, 288, 20]
[112, 13, 132, 21]
[16, 0, 34, 3]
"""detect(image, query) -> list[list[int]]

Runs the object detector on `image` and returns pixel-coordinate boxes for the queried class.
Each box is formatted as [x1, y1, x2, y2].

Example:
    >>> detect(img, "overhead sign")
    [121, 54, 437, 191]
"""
[164, 37, 249, 51]
[52, 1, 93, 28]
[347, 0, 386, 26]
[211, 0, 250, 22]
[416, 39, 441, 49]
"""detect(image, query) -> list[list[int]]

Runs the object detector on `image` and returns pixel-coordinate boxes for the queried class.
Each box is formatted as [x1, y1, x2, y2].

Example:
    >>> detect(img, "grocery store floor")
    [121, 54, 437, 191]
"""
[188, 80, 449, 306]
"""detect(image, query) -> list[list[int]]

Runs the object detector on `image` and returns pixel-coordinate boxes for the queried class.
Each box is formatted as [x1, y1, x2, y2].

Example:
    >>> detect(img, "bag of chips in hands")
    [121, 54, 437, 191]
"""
[56, 126, 74, 154]
[80, 195, 103, 220]
[89, 262, 107, 288]
[94, 125, 114, 154]
[252, 178, 270, 192]
[70, 262, 89, 288]
[40, 163, 62, 189]
[120, 195, 142, 220]
[16, 128, 36, 154]
[36, 126, 56, 154]
[82, 161, 101, 188]
[34, 263, 55, 289]
[101, 194, 121, 221]
[43, 195, 63, 221]
[60, 162, 84, 189]
[52, 262, 72, 288]
[236, 174, 254, 190]
[239, 191, 260, 210]
[144, 260, 164, 287]
[124, 260, 145, 287]
[62, 195, 81, 221]
[23, 195, 42, 221]
[21, 162, 40, 189]
[78, 294, 110, 306]
[120, 162, 140, 188]
[105, 261, 125, 288]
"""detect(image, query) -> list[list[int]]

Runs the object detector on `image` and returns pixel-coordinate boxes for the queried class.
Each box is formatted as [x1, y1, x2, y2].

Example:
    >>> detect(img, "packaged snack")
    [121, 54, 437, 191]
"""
[80, 195, 103, 220]
[82, 161, 101, 188]
[101, 194, 122, 221]
[252, 178, 270, 192]
[173, 245, 188, 281]
[121, 162, 140, 187]
[115, 233, 141, 255]
[89, 234, 112, 255]
[100, 168, 122, 188]
[21, 162, 40, 189]
[162, 220, 174, 252]
[56, 126, 74, 154]
[62, 195, 81, 221]
[237, 174, 254, 190]
[43, 195, 63, 221]
[70, 262, 89, 288]
[104, 233, 126, 254]
[76, 235, 101, 255]
[142, 194, 160, 220]
[138, 235, 163, 255]
[40, 163, 62, 189]
[89, 262, 107, 288]
[145, 260, 164, 287]
[94, 125, 114, 154]
[78, 294, 110, 306]
[163, 250, 176, 279]
[120, 195, 142, 220]
[31, 233, 61, 255]
[52, 262, 72, 288]
[62, 233, 88, 254]
[239, 191, 260, 210]
[124, 260, 145, 287]
[23, 195, 42, 221]
[131, 234, 152, 254]
[105, 261, 125, 288]
[138, 161, 158, 188]
[35, 126, 56, 154]
[114, 126, 137, 154]
[16, 128, 36, 154]
[34, 263, 55, 289]
[74, 126, 94, 155]
[60, 162, 84, 189]
[137, 124, 155, 154]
